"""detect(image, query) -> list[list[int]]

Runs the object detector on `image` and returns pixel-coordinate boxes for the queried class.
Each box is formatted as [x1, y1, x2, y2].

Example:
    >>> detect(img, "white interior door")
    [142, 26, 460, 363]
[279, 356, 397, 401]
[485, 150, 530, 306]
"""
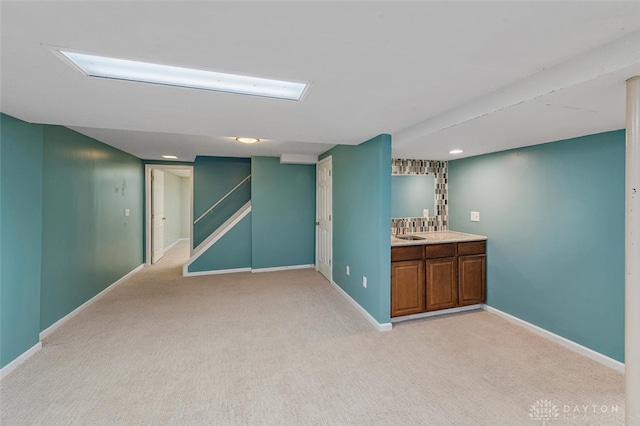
[151, 169, 165, 264]
[316, 157, 332, 281]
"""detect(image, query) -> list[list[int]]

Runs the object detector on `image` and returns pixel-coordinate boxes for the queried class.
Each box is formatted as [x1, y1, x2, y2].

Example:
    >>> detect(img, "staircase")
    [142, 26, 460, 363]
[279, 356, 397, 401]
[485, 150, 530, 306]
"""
[183, 174, 252, 276]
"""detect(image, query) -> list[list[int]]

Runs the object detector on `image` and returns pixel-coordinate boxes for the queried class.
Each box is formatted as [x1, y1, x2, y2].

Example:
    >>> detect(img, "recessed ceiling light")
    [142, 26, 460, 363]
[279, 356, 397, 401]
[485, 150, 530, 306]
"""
[449, 149, 464, 154]
[54, 49, 308, 101]
[162, 155, 178, 159]
[236, 137, 260, 144]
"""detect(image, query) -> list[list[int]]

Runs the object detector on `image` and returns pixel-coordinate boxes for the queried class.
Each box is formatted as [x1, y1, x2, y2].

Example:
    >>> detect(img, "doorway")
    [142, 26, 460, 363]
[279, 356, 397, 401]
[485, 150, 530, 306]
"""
[145, 165, 194, 265]
[316, 156, 332, 281]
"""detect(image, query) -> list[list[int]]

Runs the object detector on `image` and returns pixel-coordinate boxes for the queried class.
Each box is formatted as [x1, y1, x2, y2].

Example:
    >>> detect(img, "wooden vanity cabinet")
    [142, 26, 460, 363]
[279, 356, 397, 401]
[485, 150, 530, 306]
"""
[458, 241, 486, 306]
[425, 244, 457, 311]
[391, 240, 486, 318]
[391, 246, 425, 317]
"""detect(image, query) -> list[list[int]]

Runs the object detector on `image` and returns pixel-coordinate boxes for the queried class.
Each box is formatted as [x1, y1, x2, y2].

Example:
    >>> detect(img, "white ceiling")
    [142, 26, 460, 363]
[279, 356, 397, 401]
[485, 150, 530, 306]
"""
[2, 1, 640, 162]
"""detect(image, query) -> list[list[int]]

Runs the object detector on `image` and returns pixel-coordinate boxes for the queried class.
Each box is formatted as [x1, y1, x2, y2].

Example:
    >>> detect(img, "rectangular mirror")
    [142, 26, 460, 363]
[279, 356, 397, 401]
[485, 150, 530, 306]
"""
[391, 175, 435, 218]
[391, 158, 447, 233]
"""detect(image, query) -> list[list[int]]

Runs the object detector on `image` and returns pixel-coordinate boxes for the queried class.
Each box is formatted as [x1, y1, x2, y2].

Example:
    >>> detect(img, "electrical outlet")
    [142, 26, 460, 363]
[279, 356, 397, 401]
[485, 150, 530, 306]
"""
[470, 211, 480, 222]
[346, 265, 350, 276]
[423, 209, 429, 218]
[362, 276, 367, 288]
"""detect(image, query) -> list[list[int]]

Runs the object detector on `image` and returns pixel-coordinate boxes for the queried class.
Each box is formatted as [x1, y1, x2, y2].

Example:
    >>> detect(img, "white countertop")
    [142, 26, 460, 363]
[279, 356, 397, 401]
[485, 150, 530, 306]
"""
[391, 230, 487, 246]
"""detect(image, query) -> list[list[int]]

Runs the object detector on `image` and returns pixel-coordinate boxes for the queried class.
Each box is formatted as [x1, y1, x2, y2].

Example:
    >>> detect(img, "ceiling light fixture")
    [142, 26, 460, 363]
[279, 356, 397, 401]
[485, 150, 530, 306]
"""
[54, 49, 308, 101]
[162, 155, 178, 159]
[449, 149, 464, 154]
[236, 137, 260, 144]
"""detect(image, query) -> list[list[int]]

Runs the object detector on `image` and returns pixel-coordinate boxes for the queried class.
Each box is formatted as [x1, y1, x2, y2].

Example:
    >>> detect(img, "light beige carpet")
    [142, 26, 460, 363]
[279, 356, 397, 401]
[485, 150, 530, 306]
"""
[0, 240, 624, 425]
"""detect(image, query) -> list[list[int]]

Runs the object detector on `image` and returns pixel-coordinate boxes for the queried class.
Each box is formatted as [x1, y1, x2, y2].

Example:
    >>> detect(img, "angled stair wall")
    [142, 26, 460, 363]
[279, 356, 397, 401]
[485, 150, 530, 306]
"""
[192, 157, 251, 247]
[184, 201, 251, 275]
[184, 155, 317, 276]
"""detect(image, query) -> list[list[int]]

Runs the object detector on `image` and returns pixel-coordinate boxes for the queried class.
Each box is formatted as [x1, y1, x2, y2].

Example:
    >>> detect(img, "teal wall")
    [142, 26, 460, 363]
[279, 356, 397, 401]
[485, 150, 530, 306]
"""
[320, 134, 392, 324]
[0, 114, 43, 368]
[188, 214, 252, 272]
[180, 177, 190, 238]
[448, 130, 625, 362]
[251, 157, 315, 269]
[193, 156, 251, 247]
[391, 175, 435, 218]
[40, 126, 143, 330]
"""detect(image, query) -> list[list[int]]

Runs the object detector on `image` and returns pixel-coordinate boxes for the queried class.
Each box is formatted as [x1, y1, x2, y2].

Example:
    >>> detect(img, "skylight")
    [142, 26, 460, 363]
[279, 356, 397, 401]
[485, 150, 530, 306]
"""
[55, 50, 308, 101]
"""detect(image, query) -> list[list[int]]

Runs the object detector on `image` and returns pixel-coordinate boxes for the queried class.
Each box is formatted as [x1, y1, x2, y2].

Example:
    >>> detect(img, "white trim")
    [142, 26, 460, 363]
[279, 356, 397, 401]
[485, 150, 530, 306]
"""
[164, 237, 189, 252]
[182, 202, 251, 276]
[39, 264, 144, 340]
[192, 201, 250, 254]
[626, 76, 640, 422]
[329, 280, 392, 332]
[316, 156, 333, 282]
[251, 264, 315, 273]
[182, 264, 314, 277]
[183, 267, 251, 277]
[145, 164, 194, 265]
[280, 154, 318, 165]
[0, 342, 42, 380]
[483, 305, 625, 373]
[390, 304, 482, 323]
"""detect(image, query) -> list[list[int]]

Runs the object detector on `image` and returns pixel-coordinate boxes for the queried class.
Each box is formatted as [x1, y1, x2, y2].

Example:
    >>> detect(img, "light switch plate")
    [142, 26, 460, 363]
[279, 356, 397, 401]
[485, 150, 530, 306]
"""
[423, 209, 429, 218]
[346, 265, 350, 276]
[124, 208, 130, 217]
[470, 211, 480, 222]
[362, 276, 367, 288]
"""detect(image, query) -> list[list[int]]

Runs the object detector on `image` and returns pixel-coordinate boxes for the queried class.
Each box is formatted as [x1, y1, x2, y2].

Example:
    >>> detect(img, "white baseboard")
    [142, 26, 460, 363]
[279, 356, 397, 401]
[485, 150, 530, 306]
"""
[0, 342, 42, 380]
[164, 237, 189, 252]
[183, 264, 314, 277]
[329, 280, 392, 332]
[483, 305, 625, 373]
[183, 267, 251, 277]
[252, 264, 315, 273]
[39, 264, 144, 340]
[390, 304, 483, 323]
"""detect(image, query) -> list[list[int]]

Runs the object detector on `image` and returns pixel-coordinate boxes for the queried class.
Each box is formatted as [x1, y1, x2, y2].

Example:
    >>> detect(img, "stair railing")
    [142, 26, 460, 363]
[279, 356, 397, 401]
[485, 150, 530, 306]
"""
[193, 174, 251, 225]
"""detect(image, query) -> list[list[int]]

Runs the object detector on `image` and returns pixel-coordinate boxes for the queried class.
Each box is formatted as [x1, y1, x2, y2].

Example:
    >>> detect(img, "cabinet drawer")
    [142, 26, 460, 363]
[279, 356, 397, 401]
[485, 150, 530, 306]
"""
[425, 243, 456, 259]
[458, 241, 486, 256]
[391, 245, 423, 261]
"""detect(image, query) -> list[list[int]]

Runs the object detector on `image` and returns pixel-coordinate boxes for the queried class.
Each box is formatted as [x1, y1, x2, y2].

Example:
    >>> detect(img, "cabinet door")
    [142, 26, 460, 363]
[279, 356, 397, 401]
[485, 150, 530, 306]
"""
[391, 260, 425, 317]
[458, 255, 486, 306]
[426, 257, 457, 311]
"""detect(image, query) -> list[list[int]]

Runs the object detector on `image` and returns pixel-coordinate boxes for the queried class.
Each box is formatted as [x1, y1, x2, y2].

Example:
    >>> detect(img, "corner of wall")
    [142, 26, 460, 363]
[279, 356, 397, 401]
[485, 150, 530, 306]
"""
[0, 113, 43, 369]
[323, 134, 392, 325]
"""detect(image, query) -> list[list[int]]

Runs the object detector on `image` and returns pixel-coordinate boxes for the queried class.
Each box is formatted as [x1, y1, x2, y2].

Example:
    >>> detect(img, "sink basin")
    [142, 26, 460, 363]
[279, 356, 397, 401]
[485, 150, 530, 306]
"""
[395, 235, 425, 241]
